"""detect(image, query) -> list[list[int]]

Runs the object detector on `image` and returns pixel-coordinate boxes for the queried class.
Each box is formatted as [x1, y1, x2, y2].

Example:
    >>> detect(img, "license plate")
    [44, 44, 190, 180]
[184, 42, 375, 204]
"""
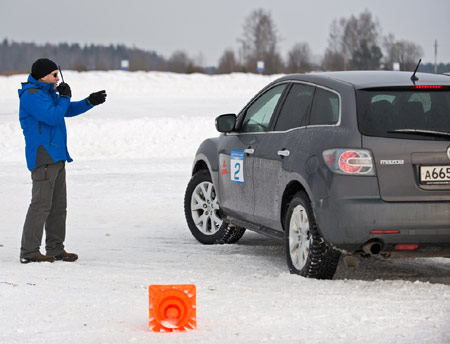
[420, 165, 450, 185]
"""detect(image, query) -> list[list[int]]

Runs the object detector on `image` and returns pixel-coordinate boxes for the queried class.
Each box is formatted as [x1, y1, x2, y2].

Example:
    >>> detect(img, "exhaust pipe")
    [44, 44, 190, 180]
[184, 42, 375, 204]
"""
[362, 241, 383, 255]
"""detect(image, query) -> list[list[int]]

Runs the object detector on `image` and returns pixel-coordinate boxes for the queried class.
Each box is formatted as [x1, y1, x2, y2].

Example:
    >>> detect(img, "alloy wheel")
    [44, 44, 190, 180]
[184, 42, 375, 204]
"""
[288, 204, 311, 271]
[190, 181, 222, 235]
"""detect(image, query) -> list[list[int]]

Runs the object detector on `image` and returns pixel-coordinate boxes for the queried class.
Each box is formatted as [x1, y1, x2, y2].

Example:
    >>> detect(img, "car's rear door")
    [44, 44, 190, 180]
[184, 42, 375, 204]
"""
[217, 83, 288, 222]
[357, 87, 450, 202]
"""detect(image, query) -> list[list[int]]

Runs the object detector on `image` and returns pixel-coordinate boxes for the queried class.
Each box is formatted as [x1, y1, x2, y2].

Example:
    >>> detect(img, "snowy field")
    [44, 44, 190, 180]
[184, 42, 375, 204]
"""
[0, 71, 449, 344]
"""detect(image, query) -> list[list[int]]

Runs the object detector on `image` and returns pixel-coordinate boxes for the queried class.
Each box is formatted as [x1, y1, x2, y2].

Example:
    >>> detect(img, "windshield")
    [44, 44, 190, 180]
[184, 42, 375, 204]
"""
[356, 88, 450, 140]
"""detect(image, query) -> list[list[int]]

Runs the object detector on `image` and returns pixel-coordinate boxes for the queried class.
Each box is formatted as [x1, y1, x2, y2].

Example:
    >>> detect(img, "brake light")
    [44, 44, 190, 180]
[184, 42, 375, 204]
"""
[395, 244, 419, 251]
[339, 151, 362, 173]
[323, 149, 375, 176]
[370, 230, 400, 234]
[411, 85, 450, 90]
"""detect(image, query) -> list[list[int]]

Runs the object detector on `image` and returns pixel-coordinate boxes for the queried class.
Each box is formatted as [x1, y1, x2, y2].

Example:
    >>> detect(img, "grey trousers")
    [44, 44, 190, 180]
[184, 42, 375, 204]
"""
[21, 161, 67, 258]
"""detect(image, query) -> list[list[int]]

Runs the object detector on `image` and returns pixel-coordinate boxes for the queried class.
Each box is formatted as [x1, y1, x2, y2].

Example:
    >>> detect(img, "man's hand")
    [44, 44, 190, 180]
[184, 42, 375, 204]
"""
[56, 82, 72, 98]
[87, 90, 107, 106]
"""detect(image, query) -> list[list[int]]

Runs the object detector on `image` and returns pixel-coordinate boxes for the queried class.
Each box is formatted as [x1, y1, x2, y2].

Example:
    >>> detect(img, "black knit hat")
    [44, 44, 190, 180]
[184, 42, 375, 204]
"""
[31, 58, 58, 80]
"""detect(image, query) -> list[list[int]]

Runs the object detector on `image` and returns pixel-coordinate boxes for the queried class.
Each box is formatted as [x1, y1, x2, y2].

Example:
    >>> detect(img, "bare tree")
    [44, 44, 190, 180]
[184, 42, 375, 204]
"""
[218, 49, 237, 74]
[322, 50, 346, 71]
[239, 9, 284, 74]
[193, 52, 205, 68]
[344, 10, 382, 69]
[324, 10, 383, 70]
[286, 42, 312, 73]
[167, 50, 191, 73]
[383, 34, 423, 71]
[322, 19, 346, 71]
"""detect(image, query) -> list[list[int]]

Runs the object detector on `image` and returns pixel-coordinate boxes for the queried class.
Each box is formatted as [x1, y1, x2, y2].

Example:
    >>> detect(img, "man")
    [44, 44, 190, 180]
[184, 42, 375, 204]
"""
[18, 58, 107, 263]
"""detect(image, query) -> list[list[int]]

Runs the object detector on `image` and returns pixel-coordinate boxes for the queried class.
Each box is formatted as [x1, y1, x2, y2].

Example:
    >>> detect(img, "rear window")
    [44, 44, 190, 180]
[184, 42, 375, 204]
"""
[356, 88, 450, 140]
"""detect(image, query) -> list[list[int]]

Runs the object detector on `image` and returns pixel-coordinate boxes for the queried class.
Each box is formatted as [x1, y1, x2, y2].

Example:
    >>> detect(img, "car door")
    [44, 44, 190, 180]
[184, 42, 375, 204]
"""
[217, 83, 288, 222]
[253, 83, 315, 230]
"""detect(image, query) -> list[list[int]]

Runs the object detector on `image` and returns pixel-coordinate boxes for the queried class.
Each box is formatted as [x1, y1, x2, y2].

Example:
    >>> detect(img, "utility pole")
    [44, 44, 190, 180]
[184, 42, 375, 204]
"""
[434, 40, 438, 73]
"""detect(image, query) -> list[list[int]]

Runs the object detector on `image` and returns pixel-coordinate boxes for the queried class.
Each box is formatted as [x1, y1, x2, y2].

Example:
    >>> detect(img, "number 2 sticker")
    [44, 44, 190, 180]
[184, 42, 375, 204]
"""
[230, 150, 244, 184]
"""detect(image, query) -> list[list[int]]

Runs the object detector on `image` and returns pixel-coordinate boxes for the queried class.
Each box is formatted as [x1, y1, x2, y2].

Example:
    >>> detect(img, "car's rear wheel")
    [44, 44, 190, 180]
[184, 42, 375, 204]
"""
[184, 169, 245, 244]
[284, 191, 340, 279]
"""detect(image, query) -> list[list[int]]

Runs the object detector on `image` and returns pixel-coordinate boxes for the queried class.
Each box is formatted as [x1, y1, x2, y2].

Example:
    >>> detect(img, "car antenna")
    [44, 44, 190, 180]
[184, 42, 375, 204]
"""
[410, 59, 421, 82]
[58, 65, 65, 83]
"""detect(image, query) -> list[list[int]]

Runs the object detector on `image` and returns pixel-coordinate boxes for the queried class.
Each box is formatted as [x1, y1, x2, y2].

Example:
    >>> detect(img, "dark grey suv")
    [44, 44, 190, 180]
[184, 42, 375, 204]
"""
[184, 71, 450, 279]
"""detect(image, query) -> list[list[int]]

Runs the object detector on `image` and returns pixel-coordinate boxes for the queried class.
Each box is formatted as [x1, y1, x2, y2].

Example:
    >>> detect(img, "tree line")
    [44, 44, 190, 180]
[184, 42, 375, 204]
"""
[1, 9, 449, 75]
[218, 9, 449, 74]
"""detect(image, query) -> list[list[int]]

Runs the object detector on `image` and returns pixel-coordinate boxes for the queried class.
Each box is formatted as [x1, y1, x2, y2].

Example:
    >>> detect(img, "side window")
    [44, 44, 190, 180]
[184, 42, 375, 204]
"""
[240, 84, 287, 133]
[274, 83, 314, 131]
[309, 88, 340, 125]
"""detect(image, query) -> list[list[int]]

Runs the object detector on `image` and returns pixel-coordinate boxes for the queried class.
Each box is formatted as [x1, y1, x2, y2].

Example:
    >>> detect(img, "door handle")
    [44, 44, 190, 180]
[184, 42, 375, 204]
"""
[244, 148, 255, 155]
[277, 149, 290, 157]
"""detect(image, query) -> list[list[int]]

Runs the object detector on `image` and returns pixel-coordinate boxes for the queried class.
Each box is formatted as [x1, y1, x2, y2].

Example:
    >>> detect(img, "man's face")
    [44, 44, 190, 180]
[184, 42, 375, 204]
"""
[39, 70, 60, 89]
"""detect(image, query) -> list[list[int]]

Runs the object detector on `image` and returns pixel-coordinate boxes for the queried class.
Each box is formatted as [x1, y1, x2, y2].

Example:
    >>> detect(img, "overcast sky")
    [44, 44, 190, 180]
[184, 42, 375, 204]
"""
[2, 0, 449, 67]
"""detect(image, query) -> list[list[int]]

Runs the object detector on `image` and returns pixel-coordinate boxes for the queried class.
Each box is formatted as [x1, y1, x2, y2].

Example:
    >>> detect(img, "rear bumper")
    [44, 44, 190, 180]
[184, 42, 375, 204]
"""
[314, 197, 450, 253]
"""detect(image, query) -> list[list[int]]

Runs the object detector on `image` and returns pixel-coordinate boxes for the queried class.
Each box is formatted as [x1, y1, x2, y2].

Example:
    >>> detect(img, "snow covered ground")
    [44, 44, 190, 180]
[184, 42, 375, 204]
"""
[0, 71, 449, 344]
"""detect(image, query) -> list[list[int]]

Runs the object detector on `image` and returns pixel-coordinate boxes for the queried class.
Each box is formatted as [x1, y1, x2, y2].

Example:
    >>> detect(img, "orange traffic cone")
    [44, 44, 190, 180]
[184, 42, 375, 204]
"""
[148, 284, 196, 332]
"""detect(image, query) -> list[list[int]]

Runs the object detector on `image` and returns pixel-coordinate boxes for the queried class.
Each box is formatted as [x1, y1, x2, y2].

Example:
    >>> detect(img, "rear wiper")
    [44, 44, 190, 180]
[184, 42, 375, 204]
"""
[388, 129, 450, 138]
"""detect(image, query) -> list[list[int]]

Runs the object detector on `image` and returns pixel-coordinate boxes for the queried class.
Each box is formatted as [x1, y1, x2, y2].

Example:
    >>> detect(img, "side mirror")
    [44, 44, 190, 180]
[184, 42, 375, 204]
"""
[215, 114, 236, 133]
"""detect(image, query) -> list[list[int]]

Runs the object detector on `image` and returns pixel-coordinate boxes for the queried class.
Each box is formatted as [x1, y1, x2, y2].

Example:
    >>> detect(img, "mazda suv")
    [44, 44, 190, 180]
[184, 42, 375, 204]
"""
[184, 71, 450, 279]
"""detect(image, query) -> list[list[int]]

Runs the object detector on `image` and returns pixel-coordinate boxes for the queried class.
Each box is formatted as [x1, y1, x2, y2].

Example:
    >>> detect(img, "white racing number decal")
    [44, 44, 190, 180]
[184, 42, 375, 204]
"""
[230, 150, 244, 184]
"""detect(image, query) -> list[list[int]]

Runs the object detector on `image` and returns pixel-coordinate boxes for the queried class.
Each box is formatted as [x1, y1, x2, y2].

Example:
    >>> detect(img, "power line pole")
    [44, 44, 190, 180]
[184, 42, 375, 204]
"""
[434, 40, 438, 73]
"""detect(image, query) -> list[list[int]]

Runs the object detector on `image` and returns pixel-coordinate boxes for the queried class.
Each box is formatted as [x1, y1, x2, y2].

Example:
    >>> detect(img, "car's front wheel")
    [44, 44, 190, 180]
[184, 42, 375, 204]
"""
[284, 191, 340, 279]
[184, 169, 245, 244]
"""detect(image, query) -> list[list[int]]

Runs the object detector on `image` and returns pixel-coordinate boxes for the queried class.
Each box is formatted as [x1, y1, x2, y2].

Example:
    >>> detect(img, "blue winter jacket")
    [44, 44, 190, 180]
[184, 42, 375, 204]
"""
[18, 74, 93, 171]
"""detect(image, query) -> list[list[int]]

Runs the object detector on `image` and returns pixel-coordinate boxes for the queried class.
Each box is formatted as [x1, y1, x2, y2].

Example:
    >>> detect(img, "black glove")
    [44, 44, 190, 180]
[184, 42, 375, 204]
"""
[87, 90, 107, 106]
[57, 82, 72, 98]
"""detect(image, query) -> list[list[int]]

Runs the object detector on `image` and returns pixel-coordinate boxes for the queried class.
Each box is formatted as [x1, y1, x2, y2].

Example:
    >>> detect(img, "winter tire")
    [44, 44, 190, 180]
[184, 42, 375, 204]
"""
[216, 223, 246, 244]
[184, 169, 245, 244]
[284, 191, 340, 279]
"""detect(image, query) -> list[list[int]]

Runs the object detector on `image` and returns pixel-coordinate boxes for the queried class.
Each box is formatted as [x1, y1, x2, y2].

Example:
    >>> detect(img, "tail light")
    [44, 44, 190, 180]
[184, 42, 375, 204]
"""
[323, 149, 375, 176]
[395, 244, 419, 251]
[370, 230, 400, 234]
